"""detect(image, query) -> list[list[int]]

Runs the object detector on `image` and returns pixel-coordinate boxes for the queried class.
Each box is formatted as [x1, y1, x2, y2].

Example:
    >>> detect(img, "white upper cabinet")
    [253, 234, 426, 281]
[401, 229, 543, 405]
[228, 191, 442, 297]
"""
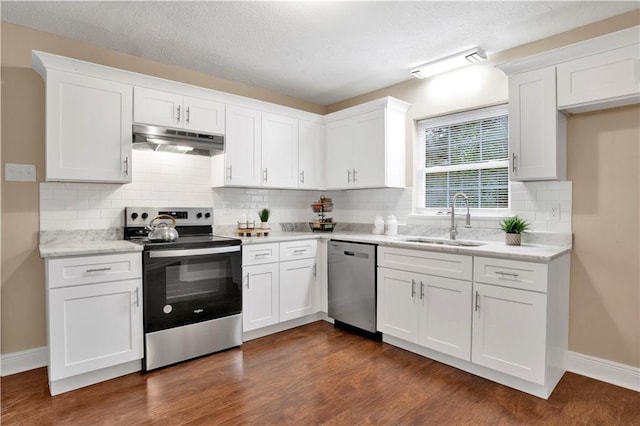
[133, 87, 225, 135]
[508, 67, 566, 181]
[298, 120, 325, 189]
[44, 70, 133, 183]
[261, 112, 299, 188]
[557, 44, 640, 113]
[325, 97, 410, 190]
[214, 105, 263, 187]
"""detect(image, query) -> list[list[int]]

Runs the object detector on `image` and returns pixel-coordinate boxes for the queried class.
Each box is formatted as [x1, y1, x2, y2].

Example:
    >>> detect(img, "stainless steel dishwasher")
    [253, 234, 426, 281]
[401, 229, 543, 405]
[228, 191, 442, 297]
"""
[328, 240, 378, 335]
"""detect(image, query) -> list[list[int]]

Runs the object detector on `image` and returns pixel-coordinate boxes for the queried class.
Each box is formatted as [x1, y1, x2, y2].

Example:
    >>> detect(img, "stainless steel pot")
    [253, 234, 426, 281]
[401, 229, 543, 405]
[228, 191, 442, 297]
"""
[146, 214, 179, 242]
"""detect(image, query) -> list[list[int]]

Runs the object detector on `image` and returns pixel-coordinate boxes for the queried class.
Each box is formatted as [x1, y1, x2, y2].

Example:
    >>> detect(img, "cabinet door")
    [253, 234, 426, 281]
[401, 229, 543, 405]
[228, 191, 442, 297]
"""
[183, 95, 225, 134]
[298, 120, 324, 189]
[557, 44, 640, 110]
[279, 258, 318, 322]
[225, 105, 262, 186]
[133, 87, 182, 128]
[509, 67, 565, 181]
[418, 276, 472, 361]
[351, 109, 385, 188]
[48, 279, 143, 381]
[262, 113, 299, 188]
[471, 283, 547, 384]
[376, 268, 419, 343]
[242, 263, 279, 332]
[325, 119, 353, 189]
[46, 71, 132, 182]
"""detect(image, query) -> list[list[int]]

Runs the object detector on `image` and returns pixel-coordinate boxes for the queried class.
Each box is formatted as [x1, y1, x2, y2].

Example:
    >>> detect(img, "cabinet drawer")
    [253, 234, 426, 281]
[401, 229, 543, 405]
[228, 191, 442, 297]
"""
[242, 243, 279, 266]
[47, 253, 142, 289]
[279, 240, 317, 261]
[474, 257, 548, 293]
[378, 246, 472, 281]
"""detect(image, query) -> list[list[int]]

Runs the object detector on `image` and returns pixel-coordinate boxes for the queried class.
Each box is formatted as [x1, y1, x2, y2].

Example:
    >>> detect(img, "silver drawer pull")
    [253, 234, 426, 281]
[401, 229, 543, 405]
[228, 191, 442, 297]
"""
[85, 267, 112, 273]
[293, 249, 307, 255]
[255, 253, 270, 258]
[496, 271, 520, 279]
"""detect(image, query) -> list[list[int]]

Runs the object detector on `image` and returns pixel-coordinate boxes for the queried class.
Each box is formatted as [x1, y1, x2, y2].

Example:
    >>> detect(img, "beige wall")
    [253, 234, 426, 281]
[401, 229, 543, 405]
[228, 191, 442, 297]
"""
[2, 10, 640, 369]
[567, 106, 640, 367]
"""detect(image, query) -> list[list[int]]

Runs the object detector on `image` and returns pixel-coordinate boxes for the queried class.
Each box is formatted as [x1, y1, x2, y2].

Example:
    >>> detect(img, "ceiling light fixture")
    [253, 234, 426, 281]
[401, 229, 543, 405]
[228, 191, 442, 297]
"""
[411, 48, 487, 79]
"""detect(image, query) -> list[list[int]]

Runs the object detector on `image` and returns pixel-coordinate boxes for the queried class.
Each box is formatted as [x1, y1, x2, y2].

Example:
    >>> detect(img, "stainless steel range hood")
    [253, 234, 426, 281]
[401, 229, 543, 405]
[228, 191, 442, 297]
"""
[132, 123, 224, 156]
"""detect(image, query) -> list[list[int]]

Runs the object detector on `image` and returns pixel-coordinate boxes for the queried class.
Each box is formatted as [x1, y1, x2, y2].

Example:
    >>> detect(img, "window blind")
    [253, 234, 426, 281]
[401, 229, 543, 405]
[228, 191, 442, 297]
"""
[417, 104, 509, 210]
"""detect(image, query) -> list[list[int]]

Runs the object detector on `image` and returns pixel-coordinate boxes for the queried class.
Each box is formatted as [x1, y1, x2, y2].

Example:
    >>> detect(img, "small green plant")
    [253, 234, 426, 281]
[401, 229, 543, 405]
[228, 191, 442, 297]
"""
[500, 216, 529, 234]
[258, 208, 271, 223]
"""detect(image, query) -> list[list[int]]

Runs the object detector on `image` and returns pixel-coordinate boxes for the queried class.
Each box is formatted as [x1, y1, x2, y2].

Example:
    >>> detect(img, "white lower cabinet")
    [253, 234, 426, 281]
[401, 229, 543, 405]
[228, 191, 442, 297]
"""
[377, 246, 570, 399]
[243, 262, 280, 332]
[48, 279, 143, 380]
[44, 252, 143, 395]
[471, 282, 547, 384]
[280, 258, 318, 322]
[242, 240, 320, 334]
[377, 247, 472, 361]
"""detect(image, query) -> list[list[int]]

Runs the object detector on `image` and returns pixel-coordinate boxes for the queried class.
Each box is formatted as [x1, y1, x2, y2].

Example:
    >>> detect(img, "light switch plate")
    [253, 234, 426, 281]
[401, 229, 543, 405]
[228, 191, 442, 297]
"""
[5, 163, 36, 182]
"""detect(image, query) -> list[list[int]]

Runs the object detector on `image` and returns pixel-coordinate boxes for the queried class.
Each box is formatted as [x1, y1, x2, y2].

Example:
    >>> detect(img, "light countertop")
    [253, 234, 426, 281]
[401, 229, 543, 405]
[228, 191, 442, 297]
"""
[40, 231, 570, 262]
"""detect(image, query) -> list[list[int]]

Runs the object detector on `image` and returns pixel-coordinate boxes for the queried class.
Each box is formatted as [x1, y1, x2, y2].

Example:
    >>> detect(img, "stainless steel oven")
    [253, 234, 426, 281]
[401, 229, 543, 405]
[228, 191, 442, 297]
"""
[125, 207, 243, 371]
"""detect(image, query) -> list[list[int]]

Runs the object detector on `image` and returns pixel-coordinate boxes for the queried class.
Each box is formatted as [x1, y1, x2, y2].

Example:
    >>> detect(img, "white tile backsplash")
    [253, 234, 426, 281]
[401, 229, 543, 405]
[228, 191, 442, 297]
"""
[40, 151, 572, 233]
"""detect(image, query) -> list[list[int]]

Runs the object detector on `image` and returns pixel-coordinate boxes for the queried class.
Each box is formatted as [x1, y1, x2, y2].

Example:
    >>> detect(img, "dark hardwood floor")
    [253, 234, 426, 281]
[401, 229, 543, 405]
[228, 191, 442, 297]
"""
[2, 321, 638, 425]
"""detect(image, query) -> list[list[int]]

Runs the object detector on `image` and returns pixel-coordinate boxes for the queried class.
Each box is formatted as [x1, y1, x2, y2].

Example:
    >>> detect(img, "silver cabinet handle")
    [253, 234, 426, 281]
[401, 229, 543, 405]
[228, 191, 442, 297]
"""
[411, 279, 416, 298]
[293, 249, 307, 255]
[496, 271, 520, 279]
[347, 169, 352, 183]
[85, 267, 111, 273]
[186, 106, 190, 124]
[227, 165, 233, 181]
[420, 281, 425, 300]
[352, 169, 357, 183]
[313, 263, 317, 277]
[123, 157, 130, 177]
[254, 253, 270, 259]
[176, 105, 181, 123]
[300, 170, 305, 184]
[475, 291, 480, 312]
[263, 168, 268, 183]
[132, 287, 140, 307]
[512, 153, 517, 174]
[245, 273, 250, 289]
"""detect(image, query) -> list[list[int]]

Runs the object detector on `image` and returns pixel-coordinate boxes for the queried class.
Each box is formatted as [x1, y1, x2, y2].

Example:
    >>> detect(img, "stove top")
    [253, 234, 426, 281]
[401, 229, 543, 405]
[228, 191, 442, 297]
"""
[131, 235, 241, 250]
[123, 206, 240, 250]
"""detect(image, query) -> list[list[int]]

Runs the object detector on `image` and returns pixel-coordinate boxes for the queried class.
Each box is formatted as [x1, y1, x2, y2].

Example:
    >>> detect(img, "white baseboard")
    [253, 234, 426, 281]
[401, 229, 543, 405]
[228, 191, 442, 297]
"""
[1, 346, 48, 376]
[568, 351, 639, 392]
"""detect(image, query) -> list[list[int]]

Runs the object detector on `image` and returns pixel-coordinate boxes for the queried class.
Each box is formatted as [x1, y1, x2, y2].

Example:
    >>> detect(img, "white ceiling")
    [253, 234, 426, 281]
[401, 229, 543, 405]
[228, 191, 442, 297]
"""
[2, 1, 638, 105]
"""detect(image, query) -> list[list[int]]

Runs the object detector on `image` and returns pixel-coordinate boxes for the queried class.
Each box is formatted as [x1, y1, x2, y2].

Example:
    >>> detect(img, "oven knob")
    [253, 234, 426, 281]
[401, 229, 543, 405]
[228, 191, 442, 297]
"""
[141, 212, 149, 220]
[163, 305, 173, 314]
[197, 212, 203, 219]
[205, 212, 211, 218]
[131, 212, 138, 220]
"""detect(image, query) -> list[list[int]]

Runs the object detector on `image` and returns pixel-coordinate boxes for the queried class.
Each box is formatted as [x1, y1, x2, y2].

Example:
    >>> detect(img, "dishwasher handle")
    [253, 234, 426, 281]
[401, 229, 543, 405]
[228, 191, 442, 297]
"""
[343, 251, 369, 259]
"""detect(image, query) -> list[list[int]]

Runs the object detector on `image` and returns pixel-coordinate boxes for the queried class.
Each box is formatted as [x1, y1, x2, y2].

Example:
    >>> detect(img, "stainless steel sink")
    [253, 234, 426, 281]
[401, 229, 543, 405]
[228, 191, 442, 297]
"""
[401, 237, 486, 247]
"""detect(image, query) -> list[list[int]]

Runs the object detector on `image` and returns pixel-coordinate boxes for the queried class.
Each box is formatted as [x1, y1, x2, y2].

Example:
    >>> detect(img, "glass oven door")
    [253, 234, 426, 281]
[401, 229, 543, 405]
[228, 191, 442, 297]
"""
[143, 245, 242, 333]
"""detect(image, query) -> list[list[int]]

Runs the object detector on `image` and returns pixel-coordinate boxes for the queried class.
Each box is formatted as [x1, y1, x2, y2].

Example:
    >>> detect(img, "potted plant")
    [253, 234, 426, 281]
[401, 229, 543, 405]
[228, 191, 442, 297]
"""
[499, 216, 529, 246]
[258, 208, 271, 229]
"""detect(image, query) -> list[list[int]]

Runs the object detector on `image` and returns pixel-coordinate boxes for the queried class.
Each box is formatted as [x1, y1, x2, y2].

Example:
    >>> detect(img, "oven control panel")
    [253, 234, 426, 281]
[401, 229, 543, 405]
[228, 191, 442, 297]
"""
[125, 207, 213, 227]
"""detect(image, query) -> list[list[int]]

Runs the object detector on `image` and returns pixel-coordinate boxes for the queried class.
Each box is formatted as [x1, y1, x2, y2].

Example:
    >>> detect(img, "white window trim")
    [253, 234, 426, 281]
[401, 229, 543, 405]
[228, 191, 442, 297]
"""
[414, 104, 509, 216]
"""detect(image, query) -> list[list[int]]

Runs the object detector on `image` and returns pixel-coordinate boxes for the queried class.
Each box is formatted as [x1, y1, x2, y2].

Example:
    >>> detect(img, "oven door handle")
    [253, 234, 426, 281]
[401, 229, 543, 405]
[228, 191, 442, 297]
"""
[148, 246, 240, 258]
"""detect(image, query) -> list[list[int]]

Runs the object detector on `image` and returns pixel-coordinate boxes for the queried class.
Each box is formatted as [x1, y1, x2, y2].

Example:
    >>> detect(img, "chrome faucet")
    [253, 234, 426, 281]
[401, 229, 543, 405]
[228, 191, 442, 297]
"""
[450, 192, 471, 240]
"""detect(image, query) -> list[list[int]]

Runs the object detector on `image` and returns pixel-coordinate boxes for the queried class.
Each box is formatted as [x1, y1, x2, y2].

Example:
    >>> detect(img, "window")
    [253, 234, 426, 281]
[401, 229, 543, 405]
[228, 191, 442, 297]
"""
[416, 104, 509, 212]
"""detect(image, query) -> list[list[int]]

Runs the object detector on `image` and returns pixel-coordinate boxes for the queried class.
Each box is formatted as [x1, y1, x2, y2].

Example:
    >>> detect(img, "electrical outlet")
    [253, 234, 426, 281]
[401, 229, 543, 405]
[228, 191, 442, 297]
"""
[548, 203, 560, 221]
[4, 163, 36, 182]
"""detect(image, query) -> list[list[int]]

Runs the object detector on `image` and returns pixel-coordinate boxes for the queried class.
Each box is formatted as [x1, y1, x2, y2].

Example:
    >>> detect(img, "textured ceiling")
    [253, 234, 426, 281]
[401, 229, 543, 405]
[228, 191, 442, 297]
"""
[2, 1, 638, 105]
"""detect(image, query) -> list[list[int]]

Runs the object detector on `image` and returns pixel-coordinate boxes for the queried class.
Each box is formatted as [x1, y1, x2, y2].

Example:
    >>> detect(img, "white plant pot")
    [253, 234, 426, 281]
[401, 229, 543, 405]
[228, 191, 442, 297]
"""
[261, 221, 269, 229]
[505, 233, 521, 246]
